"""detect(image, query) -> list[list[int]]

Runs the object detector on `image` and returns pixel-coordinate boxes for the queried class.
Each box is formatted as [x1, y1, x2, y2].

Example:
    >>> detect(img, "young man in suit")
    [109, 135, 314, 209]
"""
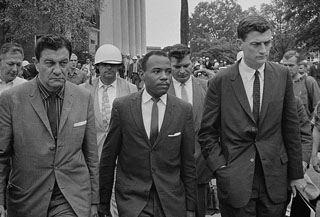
[0, 35, 99, 217]
[198, 15, 306, 217]
[167, 44, 213, 217]
[99, 50, 197, 217]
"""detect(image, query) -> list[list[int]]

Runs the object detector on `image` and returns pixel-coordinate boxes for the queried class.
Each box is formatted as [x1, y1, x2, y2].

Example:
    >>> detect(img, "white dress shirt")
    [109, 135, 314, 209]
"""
[142, 89, 167, 139]
[172, 76, 193, 105]
[98, 79, 117, 113]
[239, 60, 265, 111]
[0, 77, 27, 95]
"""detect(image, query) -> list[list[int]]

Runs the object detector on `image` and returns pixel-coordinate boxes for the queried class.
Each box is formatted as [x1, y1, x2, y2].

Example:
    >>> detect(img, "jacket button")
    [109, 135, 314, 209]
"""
[250, 158, 254, 163]
[49, 146, 55, 151]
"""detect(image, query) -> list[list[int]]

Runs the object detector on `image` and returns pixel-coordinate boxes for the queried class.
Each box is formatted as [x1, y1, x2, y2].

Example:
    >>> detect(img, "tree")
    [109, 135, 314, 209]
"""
[0, 0, 99, 58]
[259, 0, 296, 61]
[190, 0, 244, 42]
[284, 0, 320, 51]
[180, 0, 189, 45]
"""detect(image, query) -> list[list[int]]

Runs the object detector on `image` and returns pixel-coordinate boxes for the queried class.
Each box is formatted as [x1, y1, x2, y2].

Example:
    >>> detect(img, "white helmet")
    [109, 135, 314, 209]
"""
[94, 44, 122, 65]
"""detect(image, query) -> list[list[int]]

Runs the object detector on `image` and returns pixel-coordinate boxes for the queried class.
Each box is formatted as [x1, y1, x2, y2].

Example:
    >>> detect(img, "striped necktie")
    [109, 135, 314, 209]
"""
[253, 71, 260, 125]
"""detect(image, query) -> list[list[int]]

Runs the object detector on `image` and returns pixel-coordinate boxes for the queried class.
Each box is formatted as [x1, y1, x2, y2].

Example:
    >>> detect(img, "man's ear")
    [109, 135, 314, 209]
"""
[236, 39, 243, 50]
[34, 58, 39, 72]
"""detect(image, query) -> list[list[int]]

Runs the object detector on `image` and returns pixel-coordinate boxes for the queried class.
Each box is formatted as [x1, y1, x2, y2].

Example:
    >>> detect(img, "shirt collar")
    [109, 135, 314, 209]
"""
[142, 89, 167, 105]
[172, 76, 192, 86]
[239, 59, 265, 81]
[99, 78, 117, 89]
[37, 76, 64, 100]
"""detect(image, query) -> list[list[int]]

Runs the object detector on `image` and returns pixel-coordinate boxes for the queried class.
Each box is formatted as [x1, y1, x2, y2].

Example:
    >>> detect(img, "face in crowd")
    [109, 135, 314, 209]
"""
[142, 51, 172, 99]
[96, 63, 122, 83]
[0, 44, 24, 83]
[69, 53, 78, 70]
[35, 35, 72, 92]
[237, 16, 272, 70]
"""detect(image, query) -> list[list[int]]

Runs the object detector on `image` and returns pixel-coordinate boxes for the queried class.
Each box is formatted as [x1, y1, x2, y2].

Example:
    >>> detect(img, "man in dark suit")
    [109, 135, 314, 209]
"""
[99, 50, 197, 217]
[0, 35, 99, 217]
[128, 56, 142, 88]
[167, 44, 212, 217]
[198, 15, 306, 217]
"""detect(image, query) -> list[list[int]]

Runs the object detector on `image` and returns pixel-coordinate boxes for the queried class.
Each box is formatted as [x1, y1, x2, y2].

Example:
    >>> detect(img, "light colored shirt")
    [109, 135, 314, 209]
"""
[98, 79, 117, 113]
[172, 76, 193, 105]
[0, 77, 27, 95]
[239, 60, 265, 111]
[142, 89, 167, 138]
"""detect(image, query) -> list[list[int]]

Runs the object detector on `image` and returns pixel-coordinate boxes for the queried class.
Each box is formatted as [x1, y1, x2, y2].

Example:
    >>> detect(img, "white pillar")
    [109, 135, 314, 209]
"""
[121, 0, 129, 54]
[99, 0, 113, 45]
[140, 0, 147, 54]
[112, 0, 122, 50]
[128, 0, 136, 56]
[134, 0, 142, 56]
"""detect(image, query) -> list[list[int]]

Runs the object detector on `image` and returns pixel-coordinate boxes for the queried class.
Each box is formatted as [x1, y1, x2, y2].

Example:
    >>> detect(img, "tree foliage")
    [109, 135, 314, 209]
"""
[284, 0, 320, 51]
[180, 0, 189, 45]
[190, 0, 243, 41]
[0, 0, 99, 54]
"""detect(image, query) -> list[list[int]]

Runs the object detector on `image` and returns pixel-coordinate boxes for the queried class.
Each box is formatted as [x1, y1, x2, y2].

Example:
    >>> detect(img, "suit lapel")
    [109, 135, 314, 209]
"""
[130, 91, 150, 144]
[230, 64, 255, 123]
[167, 82, 176, 96]
[59, 82, 73, 133]
[29, 80, 53, 137]
[192, 77, 204, 122]
[259, 63, 274, 125]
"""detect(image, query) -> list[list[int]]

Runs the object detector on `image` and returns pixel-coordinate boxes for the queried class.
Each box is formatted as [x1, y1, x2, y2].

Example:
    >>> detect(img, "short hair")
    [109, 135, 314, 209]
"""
[141, 50, 168, 72]
[282, 50, 301, 64]
[168, 44, 191, 62]
[0, 43, 24, 60]
[35, 34, 72, 61]
[237, 15, 272, 40]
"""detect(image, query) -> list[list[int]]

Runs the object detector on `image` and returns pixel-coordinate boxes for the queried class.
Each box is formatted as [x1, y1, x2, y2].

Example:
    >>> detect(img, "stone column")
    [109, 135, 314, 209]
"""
[112, 0, 122, 50]
[128, 0, 136, 56]
[134, 0, 142, 56]
[121, 0, 129, 54]
[99, 0, 113, 45]
[140, 0, 147, 54]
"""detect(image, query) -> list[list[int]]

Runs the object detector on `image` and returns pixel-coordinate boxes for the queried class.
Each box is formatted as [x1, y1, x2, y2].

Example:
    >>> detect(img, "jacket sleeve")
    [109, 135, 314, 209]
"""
[82, 94, 100, 204]
[0, 92, 13, 205]
[198, 77, 226, 173]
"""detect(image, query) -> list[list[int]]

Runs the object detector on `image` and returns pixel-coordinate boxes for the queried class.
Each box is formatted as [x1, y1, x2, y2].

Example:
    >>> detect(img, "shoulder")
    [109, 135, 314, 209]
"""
[66, 81, 91, 98]
[167, 94, 192, 110]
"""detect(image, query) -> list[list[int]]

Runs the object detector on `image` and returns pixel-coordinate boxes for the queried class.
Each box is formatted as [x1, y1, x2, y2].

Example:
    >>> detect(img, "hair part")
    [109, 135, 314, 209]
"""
[35, 34, 72, 61]
[141, 50, 168, 72]
[0, 43, 24, 61]
[237, 15, 272, 40]
[168, 44, 191, 62]
[283, 50, 301, 64]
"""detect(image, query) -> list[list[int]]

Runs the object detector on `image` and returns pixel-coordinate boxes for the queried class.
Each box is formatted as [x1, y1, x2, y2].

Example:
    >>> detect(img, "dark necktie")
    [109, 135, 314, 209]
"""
[150, 98, 159, 146]
[48, 93, 58, 141]
[253, 71, 260, 125]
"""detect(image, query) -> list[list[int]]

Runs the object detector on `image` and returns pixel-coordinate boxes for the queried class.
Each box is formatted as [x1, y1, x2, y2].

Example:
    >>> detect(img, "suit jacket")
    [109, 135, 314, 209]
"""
[99, 91, 197, 217]
[0, 79, 99, 217]
[168, 76, 212, 184]
[128, 62, 142, 78]
[199, 61, 303, 208]
[81, 77, 137, 158]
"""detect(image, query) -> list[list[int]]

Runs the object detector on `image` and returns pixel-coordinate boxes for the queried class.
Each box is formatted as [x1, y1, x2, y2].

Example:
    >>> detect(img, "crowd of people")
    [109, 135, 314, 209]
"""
[1, 15, 320, 217]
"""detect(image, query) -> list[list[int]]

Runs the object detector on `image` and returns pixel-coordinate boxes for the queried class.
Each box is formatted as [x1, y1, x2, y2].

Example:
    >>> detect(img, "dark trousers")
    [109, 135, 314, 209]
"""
[220, 157, 287, 217]
[196, 183, 207, 217]
[139, 184, 165, 217]
[47, 183, 77, 217]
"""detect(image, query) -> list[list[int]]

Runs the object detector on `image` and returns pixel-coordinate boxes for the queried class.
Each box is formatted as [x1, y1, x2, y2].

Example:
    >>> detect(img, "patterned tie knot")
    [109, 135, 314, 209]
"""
[255, 70, 259, 77]
[180, 82, 185, 86]
[151, 97, 160, 103]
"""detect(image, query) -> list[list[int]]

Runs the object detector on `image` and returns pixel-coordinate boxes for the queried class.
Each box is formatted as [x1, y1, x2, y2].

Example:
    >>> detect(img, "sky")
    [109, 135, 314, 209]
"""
[146, 0, 270, 48]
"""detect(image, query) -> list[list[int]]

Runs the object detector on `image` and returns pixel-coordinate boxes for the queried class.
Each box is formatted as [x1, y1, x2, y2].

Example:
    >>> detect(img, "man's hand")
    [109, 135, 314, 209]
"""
[290, 178, 307, 197]
[0, 205, 6, 217]
[312, 155, 320, 173]
[302, 161, 308, 174]
[90, 205, 98, 217]
[186, 211, 195, 217]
